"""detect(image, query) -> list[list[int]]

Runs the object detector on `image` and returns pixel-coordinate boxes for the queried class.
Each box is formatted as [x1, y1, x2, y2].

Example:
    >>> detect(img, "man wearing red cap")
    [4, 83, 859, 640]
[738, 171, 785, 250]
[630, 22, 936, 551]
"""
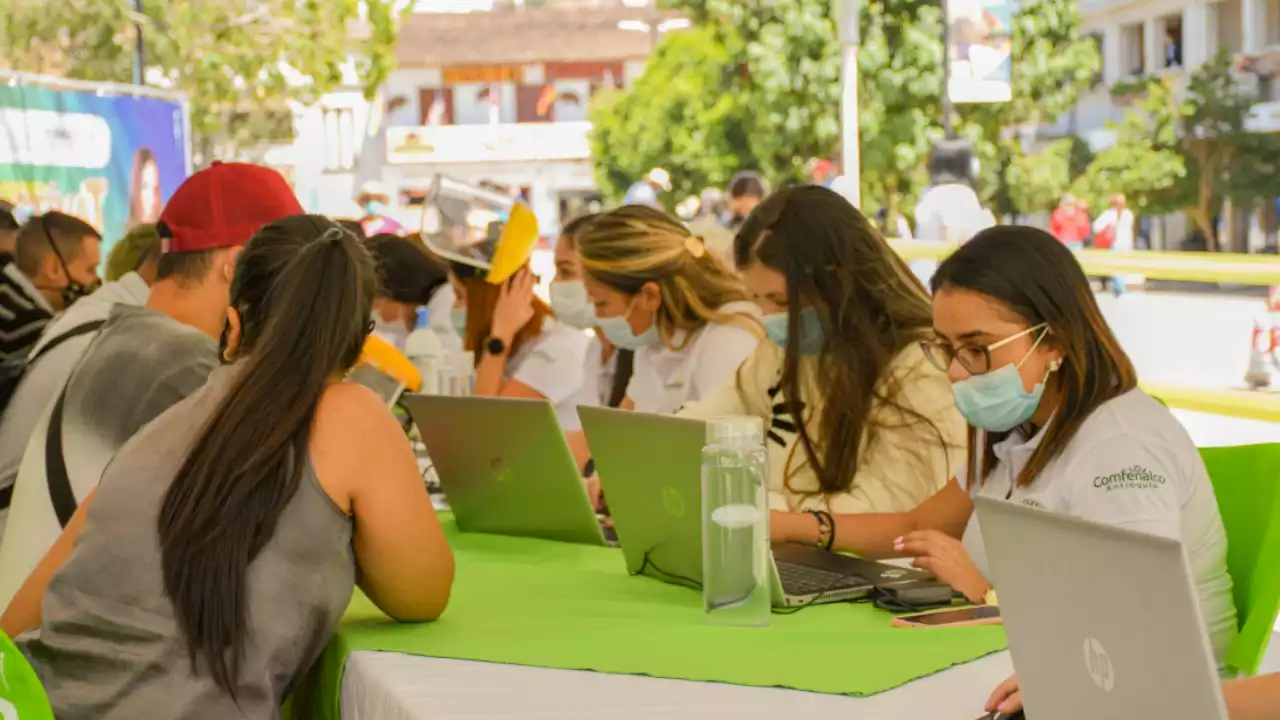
[0, 163, 302, 599]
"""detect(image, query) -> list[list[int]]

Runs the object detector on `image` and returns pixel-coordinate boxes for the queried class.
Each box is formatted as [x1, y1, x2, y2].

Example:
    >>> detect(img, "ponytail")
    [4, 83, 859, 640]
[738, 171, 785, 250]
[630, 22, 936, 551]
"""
[157, 218, 373, 699]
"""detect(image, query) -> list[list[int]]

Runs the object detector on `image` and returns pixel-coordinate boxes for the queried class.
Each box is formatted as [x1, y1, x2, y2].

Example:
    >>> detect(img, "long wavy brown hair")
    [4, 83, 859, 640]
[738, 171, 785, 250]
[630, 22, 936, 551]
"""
[931, 226, 1138, 487]
[735, 185, 950, 496]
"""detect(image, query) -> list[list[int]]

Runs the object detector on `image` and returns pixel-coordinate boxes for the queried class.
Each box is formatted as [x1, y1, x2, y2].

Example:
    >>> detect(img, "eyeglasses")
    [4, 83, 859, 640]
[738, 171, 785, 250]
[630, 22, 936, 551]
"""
[920, 324, 1048, 375]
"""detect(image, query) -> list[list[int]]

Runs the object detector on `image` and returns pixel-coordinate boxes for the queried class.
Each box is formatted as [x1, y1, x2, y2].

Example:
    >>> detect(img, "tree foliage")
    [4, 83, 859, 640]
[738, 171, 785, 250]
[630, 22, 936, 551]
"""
[961, 0, 1101, 216]
[1079, 51, 1280, 250]
[588, 26, 751, 204]
[0, 0, 402, 163]
[599, 0, 1100, 222]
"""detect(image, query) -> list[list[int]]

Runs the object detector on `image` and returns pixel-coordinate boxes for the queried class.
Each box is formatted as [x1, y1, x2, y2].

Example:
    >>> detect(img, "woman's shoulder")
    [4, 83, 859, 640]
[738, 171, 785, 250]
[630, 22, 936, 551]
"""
[1070, 388, 1194, 454]
[529, 319, 591, 355]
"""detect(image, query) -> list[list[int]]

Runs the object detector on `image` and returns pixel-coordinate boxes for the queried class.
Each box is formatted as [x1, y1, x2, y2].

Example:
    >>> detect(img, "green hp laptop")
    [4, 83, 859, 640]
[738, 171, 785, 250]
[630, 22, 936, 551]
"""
[404, 395, 606, 546]
[579, 406, 930, 607]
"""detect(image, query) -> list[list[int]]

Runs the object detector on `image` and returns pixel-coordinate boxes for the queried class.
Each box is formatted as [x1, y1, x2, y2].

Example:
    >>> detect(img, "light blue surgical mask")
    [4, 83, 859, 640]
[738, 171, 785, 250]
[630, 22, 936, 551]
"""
[595, 300, 659, 351]
[363, 199, 386, 216]
[951, 326, 1056, 432]
[450, 307, 468, 336]
[762, 306, 825, 356]
[549, 280, 595, 330]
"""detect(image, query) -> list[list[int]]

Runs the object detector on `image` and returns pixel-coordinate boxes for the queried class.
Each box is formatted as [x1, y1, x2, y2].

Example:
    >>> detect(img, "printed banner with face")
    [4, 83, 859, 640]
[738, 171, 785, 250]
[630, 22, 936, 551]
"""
[946, 0, 1014, 104]
[0, 79, 190, 256]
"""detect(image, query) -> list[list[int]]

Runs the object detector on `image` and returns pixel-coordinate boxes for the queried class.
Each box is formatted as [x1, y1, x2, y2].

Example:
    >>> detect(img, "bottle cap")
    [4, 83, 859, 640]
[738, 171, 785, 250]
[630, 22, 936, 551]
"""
[706, 415, 763, 446]
[416, 306, 430, 329]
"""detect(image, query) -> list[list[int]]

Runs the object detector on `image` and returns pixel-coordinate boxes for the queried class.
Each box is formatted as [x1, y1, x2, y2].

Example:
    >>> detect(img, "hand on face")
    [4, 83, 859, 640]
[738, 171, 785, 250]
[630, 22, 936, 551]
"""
[894, 529, 990, 603]
[491, 268, 536, 343]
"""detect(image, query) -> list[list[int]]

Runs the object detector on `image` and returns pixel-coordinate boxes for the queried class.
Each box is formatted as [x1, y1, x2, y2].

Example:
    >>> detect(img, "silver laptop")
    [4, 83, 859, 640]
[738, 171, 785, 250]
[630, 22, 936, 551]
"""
[579, 406, 931, 607]
[976, 497, 1228, 720]
[404, 395, 606, 547]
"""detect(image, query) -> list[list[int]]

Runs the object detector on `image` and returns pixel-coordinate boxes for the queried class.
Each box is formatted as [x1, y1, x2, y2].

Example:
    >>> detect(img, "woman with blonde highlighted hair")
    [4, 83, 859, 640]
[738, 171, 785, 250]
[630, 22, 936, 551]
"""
[577, 205, 761, 414]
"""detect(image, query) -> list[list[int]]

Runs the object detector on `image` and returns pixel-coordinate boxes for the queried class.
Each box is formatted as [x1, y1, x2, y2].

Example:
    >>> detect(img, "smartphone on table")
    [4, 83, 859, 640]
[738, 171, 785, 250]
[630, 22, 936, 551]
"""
[891, 605, 1002, 628]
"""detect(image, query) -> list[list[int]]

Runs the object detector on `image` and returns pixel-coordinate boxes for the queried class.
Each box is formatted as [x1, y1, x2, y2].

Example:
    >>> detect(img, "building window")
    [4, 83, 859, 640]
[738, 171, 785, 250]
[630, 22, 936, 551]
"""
[1216, 0, 1245, 54]
[452, 83, 517, 125]
[1267, 0, 1280, 47]
[1121, 23, 1146, 76]
[1088, 32, 1105, 87]
[1161, 15, 1182, 67]
[322, 107, 357, 172]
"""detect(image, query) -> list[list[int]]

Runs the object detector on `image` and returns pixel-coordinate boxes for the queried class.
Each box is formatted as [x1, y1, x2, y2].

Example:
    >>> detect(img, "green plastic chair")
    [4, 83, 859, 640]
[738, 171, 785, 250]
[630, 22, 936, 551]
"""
[1201, 443, 1280, 676]
[0, 630, 53, 719]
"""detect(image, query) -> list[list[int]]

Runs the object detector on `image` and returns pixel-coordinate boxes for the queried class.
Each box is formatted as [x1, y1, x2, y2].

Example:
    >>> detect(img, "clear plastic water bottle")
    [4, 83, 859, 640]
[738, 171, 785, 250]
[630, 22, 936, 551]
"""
[405, 307, 444, 395]
[701, 416, 770, 627]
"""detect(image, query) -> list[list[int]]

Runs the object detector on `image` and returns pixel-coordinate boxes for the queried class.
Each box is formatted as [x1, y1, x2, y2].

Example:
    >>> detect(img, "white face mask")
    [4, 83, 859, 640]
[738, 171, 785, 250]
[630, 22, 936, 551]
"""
[549, 280, 595, 330]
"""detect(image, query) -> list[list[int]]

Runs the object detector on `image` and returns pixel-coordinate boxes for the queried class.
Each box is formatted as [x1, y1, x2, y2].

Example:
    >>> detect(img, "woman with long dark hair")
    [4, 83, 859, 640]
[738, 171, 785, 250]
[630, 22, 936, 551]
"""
[681, 185, 967, 522]
[793, 224, 1234, 681]
[1, 216, 454, 718]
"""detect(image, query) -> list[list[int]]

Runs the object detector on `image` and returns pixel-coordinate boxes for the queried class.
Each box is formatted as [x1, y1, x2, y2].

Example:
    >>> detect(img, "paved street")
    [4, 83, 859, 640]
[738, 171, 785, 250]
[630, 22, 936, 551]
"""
[1098, 291, 1280, 445]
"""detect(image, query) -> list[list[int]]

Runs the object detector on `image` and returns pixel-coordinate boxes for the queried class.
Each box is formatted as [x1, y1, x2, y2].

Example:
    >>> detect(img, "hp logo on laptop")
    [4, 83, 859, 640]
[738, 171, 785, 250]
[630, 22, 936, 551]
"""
[1083, 637, 1115, 692]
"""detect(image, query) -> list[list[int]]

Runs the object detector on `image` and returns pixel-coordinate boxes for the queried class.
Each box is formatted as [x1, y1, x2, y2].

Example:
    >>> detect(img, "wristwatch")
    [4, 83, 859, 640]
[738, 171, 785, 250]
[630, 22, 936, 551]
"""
[483, 336, 507, 356]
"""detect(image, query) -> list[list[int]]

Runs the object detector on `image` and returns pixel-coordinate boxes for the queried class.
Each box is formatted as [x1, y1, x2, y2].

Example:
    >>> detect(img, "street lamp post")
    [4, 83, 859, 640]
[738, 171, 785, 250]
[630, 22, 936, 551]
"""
[837, 0, 861, 208]
[132, 0, 145, 86]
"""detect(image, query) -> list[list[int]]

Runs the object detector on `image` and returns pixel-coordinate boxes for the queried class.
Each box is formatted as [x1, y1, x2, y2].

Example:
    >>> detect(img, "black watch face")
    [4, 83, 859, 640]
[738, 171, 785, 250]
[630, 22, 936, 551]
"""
[486, 336, 505, 355]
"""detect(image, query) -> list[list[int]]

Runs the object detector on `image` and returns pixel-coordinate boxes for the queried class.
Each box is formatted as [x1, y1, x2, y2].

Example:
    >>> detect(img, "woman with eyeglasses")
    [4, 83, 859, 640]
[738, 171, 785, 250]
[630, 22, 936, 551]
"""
[805, 225, 1236, 680]
[679, 185, 968, 520]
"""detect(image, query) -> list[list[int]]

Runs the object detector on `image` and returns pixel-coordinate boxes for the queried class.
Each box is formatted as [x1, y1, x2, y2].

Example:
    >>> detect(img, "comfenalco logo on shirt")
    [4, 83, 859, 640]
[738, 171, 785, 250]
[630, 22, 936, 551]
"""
[1093, 465, 1167, 492]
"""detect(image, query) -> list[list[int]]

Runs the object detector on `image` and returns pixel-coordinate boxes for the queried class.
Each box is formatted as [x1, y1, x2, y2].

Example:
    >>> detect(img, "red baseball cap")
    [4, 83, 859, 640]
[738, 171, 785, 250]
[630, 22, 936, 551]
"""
[158, 161, 303, 253]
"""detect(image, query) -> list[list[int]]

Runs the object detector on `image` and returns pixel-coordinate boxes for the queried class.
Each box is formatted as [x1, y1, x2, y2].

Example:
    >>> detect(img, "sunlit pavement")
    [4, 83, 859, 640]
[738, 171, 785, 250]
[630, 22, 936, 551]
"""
[1097, 291, 1280, 446]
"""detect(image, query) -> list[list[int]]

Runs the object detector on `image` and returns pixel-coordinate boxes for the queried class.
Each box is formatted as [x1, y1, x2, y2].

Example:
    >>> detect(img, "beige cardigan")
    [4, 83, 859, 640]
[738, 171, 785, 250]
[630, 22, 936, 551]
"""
[679, 342, 967, 514]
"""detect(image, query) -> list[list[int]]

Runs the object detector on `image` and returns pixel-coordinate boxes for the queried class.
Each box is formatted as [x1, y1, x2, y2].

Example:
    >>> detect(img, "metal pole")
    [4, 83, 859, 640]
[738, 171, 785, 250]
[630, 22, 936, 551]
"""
[132, 0, 145, 86]
[837, 0, 861, 208]
[940, 0, 955, 138]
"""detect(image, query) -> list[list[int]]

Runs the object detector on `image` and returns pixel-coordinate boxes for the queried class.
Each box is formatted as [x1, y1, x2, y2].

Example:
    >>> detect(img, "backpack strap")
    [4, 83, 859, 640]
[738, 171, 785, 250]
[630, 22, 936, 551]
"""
[0, 320, 105, 513]
[28, 321, 106, 366]
[35, 320, 106, 525]
[45, 383, 76, 527]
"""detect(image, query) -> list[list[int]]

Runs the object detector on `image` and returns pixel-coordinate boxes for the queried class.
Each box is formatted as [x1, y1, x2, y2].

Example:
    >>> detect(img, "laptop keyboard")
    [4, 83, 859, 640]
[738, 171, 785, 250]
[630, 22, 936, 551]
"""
[777, 562, 864, 596]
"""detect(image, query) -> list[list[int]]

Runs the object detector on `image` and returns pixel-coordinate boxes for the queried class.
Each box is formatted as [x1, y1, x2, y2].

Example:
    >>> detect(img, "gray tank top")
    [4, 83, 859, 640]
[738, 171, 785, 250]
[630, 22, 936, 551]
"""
[19, 366, 356, 719]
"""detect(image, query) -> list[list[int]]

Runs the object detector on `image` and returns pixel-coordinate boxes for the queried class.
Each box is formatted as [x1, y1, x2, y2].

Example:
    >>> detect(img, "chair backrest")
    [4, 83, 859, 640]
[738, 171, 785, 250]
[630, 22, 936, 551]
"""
[0, 630, 52, 719]
[1201, 443, 1280, 676]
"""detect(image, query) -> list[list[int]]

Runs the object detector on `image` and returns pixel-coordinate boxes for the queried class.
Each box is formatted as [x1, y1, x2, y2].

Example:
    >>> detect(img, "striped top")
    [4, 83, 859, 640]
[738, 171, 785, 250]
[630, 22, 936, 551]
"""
[0, 252, 53, 361]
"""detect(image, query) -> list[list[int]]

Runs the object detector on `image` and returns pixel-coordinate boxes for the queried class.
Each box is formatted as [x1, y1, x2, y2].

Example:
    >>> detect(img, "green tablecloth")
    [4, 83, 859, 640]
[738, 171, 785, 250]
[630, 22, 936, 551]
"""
[299, 520, 1006, 719]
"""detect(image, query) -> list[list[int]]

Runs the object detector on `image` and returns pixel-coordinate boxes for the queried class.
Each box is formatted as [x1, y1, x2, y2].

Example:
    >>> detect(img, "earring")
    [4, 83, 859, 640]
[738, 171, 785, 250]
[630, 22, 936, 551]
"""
[1049, 358, 1063, 371]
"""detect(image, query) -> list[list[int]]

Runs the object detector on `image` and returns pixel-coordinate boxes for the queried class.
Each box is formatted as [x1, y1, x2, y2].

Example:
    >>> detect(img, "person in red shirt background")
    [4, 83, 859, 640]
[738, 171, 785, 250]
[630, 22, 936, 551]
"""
[1049, 193, 1091, 249]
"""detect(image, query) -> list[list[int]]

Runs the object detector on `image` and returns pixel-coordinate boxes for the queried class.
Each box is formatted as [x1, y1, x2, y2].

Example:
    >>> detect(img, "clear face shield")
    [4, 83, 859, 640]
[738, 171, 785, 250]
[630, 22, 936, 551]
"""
[419, 175, 539, 286]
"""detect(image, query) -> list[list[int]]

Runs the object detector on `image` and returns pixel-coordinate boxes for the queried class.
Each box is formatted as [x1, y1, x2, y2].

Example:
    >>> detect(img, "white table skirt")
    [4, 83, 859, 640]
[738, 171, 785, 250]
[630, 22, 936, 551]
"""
[340, 650, 1013, 720]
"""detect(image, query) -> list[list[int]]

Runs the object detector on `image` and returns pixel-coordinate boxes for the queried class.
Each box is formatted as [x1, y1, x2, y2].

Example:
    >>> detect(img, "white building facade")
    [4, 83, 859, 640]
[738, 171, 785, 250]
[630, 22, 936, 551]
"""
[1051, 0, 1280, 250]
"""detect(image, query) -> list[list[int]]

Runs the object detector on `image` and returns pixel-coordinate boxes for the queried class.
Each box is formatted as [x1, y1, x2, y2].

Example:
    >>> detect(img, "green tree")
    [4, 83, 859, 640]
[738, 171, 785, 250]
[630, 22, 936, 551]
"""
[0, 0, 402, 163]
[1079, 52, 1280, 250]
[588, 25, 753, 205]
[655, 0, 1098, 224]
[1005, 136, 1094, 215]
[957, 0, 1100, 216]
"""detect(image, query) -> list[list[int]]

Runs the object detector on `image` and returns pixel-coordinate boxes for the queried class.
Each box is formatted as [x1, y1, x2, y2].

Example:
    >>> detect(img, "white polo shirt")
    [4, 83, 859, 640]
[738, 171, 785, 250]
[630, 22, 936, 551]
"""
[961, 388, 1237, 665]
[560, 335, 621, 432]
[626, 301, 761, 415]
[507, 318, 590, 429]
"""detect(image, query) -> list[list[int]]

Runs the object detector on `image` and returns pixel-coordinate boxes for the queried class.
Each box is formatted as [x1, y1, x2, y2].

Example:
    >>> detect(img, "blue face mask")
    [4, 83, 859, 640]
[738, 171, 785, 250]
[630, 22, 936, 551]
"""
[595, 300, 659, 351]
[363, 200, 386, 217]
[762, 306, 825, 356]
[450, 308, 468, 337]
[549, 280, 595, 330]
[951, 327, 1056, 432]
